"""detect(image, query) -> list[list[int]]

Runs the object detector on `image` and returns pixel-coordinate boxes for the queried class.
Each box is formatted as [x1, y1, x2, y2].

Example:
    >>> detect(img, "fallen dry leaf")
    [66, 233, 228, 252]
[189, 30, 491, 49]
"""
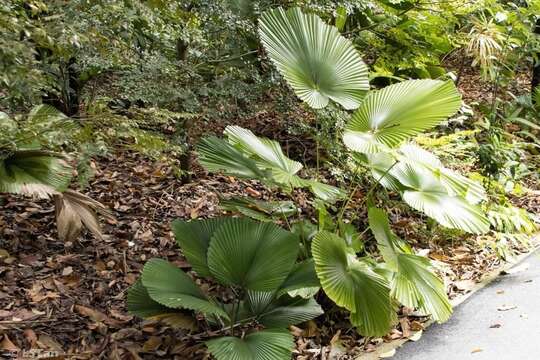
[142, 336, 162, 352]
[1, 334, 20, 352]
[409, 330, 423, 342]
[379, 348, 396, 358]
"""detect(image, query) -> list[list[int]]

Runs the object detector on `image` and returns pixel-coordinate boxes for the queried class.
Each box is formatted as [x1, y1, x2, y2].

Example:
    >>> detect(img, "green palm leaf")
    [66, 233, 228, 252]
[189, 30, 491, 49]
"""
[171, 218, 228, 277]
[220, 196, 298, 222]
[207, 218, 299, 291]
[343, 80, 462, 153]
[127, 280, 196, 329]
[127, 279, 173, 318]
[0, 150, 72, 198]
[198, 127, 344, 202]
[392, 163, 489, 234]
[304, 179, 346, 203]
[225, 126, 304, 188]
[197, 136, 269, 179]
[206, 329, 294, 360]
[245, 291, 323, 328]
[399, 144, 486, 204]
[368, 208, 452, 322]
[393, 254, 452, 322]
[277, 259, 320, 297]
[259, 7, 369, 110]
[312, 231, 395, 336]
[141, 258, 229, 320]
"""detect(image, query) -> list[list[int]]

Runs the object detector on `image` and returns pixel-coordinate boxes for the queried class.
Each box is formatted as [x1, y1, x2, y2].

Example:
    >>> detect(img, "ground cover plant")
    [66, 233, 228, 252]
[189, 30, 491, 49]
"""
[1, 0, 539, 359]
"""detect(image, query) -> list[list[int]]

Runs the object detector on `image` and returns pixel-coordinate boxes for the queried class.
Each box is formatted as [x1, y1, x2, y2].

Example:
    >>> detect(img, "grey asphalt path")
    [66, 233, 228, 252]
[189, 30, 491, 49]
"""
[393, 249, 540, 360]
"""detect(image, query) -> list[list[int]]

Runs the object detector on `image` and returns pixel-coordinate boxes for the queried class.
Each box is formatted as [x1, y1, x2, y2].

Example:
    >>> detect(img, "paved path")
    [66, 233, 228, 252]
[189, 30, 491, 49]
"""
[393, 250, 540, 360]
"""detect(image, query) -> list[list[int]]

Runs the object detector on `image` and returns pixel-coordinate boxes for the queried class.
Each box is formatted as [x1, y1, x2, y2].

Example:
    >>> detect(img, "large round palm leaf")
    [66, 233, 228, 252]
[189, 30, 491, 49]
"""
[206, 329, 293, 360]
[259, 7, 369, 110]
[207, 218, 299, 291]
[399, 144, 486, 204]
[225, 126, 304, 187]
[245, 291, 323, 328]
[127, 280, 196, 329]
[171, 218, 228, 277]
[392, 254, 452, 322]
[343, 80, 462, 153]
[277, 259, 320, 297]
[368, 208, 452, 322]
[312, 231, 395, 336]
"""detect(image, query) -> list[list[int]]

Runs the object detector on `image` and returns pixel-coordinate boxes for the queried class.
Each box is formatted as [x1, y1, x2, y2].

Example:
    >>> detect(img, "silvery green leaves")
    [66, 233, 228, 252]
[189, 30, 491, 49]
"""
[197, 125, 344, 202]
[259, 7, 369, 110]
[363, 144, 489, 234]
[343, 80, 462, 153]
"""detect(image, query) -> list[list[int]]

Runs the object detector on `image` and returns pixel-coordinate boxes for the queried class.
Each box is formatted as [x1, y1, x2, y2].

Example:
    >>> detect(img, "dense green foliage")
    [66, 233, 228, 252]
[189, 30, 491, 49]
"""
[2, 0, 539, 358]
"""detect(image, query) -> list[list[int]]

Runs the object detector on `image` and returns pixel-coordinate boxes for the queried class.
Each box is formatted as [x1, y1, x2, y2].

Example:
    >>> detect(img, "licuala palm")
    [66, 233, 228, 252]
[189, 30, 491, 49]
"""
[257, 6, 485, 336]
[128, 217, 323, 360]
[259, 6, 489, 235]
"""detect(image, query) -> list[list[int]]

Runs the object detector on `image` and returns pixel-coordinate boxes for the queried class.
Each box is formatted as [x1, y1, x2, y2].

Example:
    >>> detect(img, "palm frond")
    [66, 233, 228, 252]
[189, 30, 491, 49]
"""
[259, 7, 369, 109]
[343, 80, 461, 153]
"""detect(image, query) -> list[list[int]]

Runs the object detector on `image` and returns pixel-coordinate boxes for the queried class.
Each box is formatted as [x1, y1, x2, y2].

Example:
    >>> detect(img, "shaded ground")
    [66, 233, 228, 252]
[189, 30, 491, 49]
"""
[393, 249, 540, 360]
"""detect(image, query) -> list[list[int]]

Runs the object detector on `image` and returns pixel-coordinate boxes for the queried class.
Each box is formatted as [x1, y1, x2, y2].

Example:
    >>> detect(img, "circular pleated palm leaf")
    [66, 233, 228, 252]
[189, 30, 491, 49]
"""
[259, 7, 369, 110]
[127, 280, 196, 330]
[171, 218, 229, 277]
[312, 231, 395, 336]
[207, 218, 299, 291]
[368, 208, 452, 322]
[343, 80, 462, 153]
[398, 144, 486, 204]
[392, 163, 489, 234]
[245, 291, 323, 328]
[206, 329, 294, 360]
[392, 254, 453, 323]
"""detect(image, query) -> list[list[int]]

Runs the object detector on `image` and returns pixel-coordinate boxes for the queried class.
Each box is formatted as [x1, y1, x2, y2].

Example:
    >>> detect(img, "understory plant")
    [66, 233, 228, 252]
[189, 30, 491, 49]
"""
[127, 5, 536, 358]
[128, 217, 323, 360]
[0, 105, 111, 241]
[191, 6, 492, 339]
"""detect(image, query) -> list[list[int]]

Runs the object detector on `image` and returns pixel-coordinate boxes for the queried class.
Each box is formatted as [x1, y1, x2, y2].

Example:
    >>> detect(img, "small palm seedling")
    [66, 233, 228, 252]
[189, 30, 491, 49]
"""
[127, 217, 323, 360]
[466, 14, 504, 80]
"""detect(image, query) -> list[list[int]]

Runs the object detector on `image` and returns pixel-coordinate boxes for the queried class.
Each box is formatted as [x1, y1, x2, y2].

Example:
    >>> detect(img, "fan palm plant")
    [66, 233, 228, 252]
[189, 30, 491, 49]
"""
[128, 217, 323, 360]
[258, 6, 489, 235]
[0, 105, 111, 241]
